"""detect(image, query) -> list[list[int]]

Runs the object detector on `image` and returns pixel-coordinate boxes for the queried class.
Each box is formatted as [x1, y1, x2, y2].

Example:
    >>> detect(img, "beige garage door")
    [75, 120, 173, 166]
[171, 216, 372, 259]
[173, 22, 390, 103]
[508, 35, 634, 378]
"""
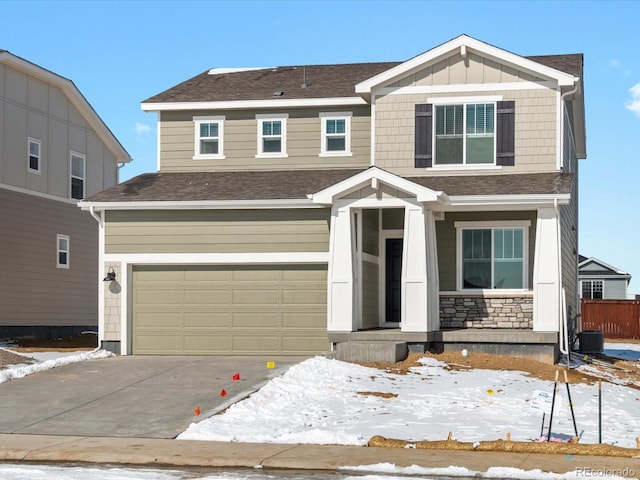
[132, 264, 328, 355]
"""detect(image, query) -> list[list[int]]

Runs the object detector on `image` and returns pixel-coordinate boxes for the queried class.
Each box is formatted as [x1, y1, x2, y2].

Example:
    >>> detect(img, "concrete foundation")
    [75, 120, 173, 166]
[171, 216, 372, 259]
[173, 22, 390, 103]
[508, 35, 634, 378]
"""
[333, 341, 408, 363]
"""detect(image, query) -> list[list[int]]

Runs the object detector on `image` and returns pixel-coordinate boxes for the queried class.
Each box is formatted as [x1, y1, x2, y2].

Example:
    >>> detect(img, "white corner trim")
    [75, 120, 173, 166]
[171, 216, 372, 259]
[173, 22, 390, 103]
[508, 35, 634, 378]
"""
[103, 252, 329, 265]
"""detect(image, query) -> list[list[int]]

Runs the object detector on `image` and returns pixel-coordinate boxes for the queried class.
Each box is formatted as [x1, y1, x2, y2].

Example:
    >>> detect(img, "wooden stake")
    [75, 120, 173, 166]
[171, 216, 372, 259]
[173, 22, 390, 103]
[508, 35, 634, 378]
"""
[598, 380, 602, 444]
[505, 432, 511, 442]
[564, 370, 579, 438]
[447, 432, 453, 441]
[635, 437, 639, 449]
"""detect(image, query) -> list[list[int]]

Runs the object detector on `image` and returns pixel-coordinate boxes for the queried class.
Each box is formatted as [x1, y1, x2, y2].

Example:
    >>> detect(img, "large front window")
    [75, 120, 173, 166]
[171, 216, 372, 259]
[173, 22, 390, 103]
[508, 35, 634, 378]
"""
[435, 103, 495, 165]
[458, 222, 528, 290]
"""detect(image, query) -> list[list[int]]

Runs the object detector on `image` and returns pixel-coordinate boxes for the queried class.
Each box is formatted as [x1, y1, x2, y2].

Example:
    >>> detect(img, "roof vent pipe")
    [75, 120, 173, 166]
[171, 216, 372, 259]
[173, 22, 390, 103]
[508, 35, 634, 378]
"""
[301, 67, 307, 89]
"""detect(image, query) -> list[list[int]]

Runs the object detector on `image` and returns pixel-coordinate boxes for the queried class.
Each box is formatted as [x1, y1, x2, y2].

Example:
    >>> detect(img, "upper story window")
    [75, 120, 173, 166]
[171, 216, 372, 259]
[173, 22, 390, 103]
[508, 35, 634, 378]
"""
[320, 112, 352, 156]
[28, 137, 41, 173]
[415, 100, 514, 169]
[456, 221, 530, 290]
[193, 116, 225, 159]
[57, 234, 69, 269]
[256, 114, 288, 157]
[581, 280, 603, 299]
[70, 152, 86, 200]
[435, 103, 495, 165]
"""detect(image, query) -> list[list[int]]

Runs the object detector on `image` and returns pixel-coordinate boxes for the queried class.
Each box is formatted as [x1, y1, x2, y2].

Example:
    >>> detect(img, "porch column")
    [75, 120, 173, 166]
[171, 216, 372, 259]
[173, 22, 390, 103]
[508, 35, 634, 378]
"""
[327, 205, 355, 331]
[401, 204, 436, 332]
[532, 207, 561, 332]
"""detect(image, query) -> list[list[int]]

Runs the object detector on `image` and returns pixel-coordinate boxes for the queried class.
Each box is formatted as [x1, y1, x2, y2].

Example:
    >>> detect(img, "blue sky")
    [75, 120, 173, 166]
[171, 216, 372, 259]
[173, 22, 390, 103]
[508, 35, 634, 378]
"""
[2, 0, 639, 293]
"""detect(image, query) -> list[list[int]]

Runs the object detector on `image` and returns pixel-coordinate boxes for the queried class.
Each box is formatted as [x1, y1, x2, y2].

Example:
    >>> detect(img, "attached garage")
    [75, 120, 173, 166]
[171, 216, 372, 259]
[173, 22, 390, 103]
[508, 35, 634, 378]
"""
[131, 264, 328, 355]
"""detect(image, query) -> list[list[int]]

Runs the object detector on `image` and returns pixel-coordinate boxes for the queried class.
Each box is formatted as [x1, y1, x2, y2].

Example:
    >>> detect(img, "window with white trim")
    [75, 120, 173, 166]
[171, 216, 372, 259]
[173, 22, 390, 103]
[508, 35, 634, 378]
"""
[456, 221, 529, 290]
[28, 137, 41, 173]
[193, 116, 224, 159]
[57, 234, 69, 269]
[320, 112, 352, 156]
[70, 152, 85, 200]
[256, 114, 287, 157]
[435, 102, 495, 165]
[581, 280, 603, 299]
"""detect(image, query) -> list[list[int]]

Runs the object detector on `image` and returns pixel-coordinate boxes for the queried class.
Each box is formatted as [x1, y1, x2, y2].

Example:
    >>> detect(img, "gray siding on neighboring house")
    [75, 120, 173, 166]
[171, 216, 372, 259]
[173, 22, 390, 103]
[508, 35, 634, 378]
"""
[580, 277, 628, 300]
[158, 106, 371, 172]
[436, 211, 537, 291]
[0, 188, 98, 328]
[104, 209, 331, 254]
[0, 63, 118, 199]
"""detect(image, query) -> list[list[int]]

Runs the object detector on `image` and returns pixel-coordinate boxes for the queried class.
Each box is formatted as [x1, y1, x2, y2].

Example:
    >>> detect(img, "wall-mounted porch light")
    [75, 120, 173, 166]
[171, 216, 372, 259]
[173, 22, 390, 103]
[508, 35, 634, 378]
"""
[103, 267, 116, 282]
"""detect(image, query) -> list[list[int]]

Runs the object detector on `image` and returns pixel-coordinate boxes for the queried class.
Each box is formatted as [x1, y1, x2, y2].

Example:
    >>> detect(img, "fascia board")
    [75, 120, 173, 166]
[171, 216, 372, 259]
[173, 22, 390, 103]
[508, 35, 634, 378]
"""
[141, 97, 368, 112]
[446, 193, 571, 206]
[0, 53, 132, 164]
[356, 34, 576, 93]
[578, 257, 629, 275]
[79, 199, 319, 211]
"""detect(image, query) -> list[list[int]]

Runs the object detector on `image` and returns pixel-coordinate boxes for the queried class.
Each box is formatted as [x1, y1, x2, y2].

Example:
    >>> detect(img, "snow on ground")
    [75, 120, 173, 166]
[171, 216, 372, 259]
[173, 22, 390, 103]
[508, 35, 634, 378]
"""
[604, 343, 640, 362]
[179, 343, 640, 449]
[0, 348, 112, 384]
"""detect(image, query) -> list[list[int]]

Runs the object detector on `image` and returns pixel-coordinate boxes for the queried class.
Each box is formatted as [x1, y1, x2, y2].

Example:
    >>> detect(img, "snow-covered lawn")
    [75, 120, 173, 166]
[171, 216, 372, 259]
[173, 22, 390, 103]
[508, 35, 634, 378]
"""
[0, 347, 112, 384]
[179, 343, 640, 449]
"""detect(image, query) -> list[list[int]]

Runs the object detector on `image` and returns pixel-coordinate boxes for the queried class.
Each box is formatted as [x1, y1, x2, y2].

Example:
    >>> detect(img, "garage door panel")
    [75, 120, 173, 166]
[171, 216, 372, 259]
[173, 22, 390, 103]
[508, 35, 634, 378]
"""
[183, 289, 230, 305]
[183, 335, 231, 353]
[281, 312, 325, 328]
[232, 335, 279, 352]
[133, 264, 328, 355]
[232, 289, 279, 304]
[183, 312, 231, 328]
[231, 312, 280, 328]
[136, 311, 183, 328]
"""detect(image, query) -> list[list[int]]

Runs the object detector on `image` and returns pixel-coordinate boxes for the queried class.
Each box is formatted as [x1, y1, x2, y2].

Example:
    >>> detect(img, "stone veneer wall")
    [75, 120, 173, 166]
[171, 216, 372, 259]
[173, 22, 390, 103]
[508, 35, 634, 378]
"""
[440, 295, 533, 329]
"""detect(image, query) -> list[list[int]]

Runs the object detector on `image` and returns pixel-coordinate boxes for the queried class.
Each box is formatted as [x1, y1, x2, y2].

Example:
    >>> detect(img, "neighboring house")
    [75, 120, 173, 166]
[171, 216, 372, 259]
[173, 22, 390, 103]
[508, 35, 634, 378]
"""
[80, 35, 586, 363]
[0, 50, 131, 339]
[579, 255, 631, 300]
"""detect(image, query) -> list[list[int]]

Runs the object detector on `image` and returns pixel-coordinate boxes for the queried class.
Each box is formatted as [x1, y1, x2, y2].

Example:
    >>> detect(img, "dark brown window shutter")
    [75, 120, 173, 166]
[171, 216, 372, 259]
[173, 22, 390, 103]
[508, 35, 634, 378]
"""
[496, 100, 515, 166]
[415, 104, 433, 168]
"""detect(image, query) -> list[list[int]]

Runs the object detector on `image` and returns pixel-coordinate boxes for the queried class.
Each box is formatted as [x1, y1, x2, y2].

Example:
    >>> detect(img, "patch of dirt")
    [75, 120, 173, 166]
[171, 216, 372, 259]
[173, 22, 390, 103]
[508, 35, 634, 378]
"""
[357, 391, 398, 398]
[361, 349, 640, 389]
[0, 349, 35, 368]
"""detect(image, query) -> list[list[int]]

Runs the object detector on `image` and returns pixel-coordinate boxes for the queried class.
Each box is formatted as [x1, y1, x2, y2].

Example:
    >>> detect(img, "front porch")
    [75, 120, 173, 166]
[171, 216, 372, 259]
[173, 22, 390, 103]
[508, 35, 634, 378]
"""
[328, 328, 559, 364]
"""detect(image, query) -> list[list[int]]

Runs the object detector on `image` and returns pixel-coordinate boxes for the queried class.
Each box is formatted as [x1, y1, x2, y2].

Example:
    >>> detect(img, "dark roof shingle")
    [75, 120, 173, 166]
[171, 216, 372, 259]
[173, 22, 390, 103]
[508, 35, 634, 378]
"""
[86, 169, 573, 203]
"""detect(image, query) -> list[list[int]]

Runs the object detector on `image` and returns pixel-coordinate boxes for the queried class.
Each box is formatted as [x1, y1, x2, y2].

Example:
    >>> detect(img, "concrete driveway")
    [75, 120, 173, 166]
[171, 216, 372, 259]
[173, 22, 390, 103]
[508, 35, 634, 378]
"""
[0, 355, 308, 438]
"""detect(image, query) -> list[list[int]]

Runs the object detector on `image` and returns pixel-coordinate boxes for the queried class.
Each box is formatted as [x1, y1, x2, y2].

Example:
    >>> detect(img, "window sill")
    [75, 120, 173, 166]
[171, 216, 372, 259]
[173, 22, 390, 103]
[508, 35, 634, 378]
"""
[255, 153, 289, 159]
[193, 155, 225, 160]
[431, 164, 503, 171]
[319, 152, 353, 158]
[28, 168, 42, 175]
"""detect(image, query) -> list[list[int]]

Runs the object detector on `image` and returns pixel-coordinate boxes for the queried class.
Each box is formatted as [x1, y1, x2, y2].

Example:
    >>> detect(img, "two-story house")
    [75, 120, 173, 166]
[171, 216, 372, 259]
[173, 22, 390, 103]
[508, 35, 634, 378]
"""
[80, 35, 586, 363]
[0, 51, 131, 340]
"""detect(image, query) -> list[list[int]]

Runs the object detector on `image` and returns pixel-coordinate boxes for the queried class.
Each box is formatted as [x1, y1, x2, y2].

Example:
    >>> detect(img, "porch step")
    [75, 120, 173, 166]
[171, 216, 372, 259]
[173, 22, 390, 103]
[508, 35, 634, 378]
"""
[333, 341, 408, 363]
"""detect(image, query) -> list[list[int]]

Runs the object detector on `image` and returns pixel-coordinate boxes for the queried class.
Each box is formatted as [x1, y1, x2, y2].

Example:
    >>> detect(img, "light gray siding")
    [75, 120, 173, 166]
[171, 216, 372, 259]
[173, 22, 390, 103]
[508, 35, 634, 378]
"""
[0, 188, 98, 327]
[158, 106, 371, 172]
[0, 63, 118, 199]
[105, 209, 331, 254]
[602, 279, 628, 299]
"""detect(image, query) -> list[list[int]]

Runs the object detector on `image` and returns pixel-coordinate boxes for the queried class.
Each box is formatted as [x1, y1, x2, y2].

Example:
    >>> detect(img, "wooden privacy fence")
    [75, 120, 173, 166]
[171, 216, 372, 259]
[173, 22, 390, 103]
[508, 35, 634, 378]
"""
[580, 299, 640, 339]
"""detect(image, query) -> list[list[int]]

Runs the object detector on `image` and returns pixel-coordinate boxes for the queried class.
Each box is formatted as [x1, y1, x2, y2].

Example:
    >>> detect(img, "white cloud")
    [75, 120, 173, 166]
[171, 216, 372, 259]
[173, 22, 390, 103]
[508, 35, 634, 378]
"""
[625, 83, 640, 117]
[134, 122, 152, 134]
[609, 58, 620, 68]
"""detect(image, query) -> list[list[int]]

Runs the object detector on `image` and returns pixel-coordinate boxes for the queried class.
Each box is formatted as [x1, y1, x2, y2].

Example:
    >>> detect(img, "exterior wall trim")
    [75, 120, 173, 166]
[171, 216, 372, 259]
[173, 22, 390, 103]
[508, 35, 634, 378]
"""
[1, 183, 79, 205]
[141, 97, 368, 112]
[103, 252, 329, 265]
[80, 199, 320, 211]
[375, 82, 555, 97]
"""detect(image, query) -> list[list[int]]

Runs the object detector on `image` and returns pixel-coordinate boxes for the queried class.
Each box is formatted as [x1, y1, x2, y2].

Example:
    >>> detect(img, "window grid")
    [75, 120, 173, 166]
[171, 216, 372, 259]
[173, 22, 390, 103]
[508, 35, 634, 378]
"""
[462, 227, 524, 289]
[57, 234, 69, 269]
[193, 116, 225, 159]
[256, 115, 288, 157]
[70, 152, 85, 200]
[581, 280, 603, 299]
[28, 138, 41, 173]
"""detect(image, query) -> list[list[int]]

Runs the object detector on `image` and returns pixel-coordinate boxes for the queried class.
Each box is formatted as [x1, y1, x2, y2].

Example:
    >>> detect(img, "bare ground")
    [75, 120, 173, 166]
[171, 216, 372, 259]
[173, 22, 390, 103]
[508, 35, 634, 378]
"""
[0, 334, 96, 368]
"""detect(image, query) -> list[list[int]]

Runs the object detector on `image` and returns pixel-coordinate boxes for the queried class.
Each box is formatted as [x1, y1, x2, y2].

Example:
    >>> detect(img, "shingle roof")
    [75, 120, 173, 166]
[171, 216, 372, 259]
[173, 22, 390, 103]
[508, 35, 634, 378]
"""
[85, 169, 573, 203]
[143, 52, 583, 104]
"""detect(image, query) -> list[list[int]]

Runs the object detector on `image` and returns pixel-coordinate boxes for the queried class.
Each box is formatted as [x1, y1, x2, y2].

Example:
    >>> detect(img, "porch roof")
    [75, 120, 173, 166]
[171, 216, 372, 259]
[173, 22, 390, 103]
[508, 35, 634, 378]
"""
[82, 169, 573, 206]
